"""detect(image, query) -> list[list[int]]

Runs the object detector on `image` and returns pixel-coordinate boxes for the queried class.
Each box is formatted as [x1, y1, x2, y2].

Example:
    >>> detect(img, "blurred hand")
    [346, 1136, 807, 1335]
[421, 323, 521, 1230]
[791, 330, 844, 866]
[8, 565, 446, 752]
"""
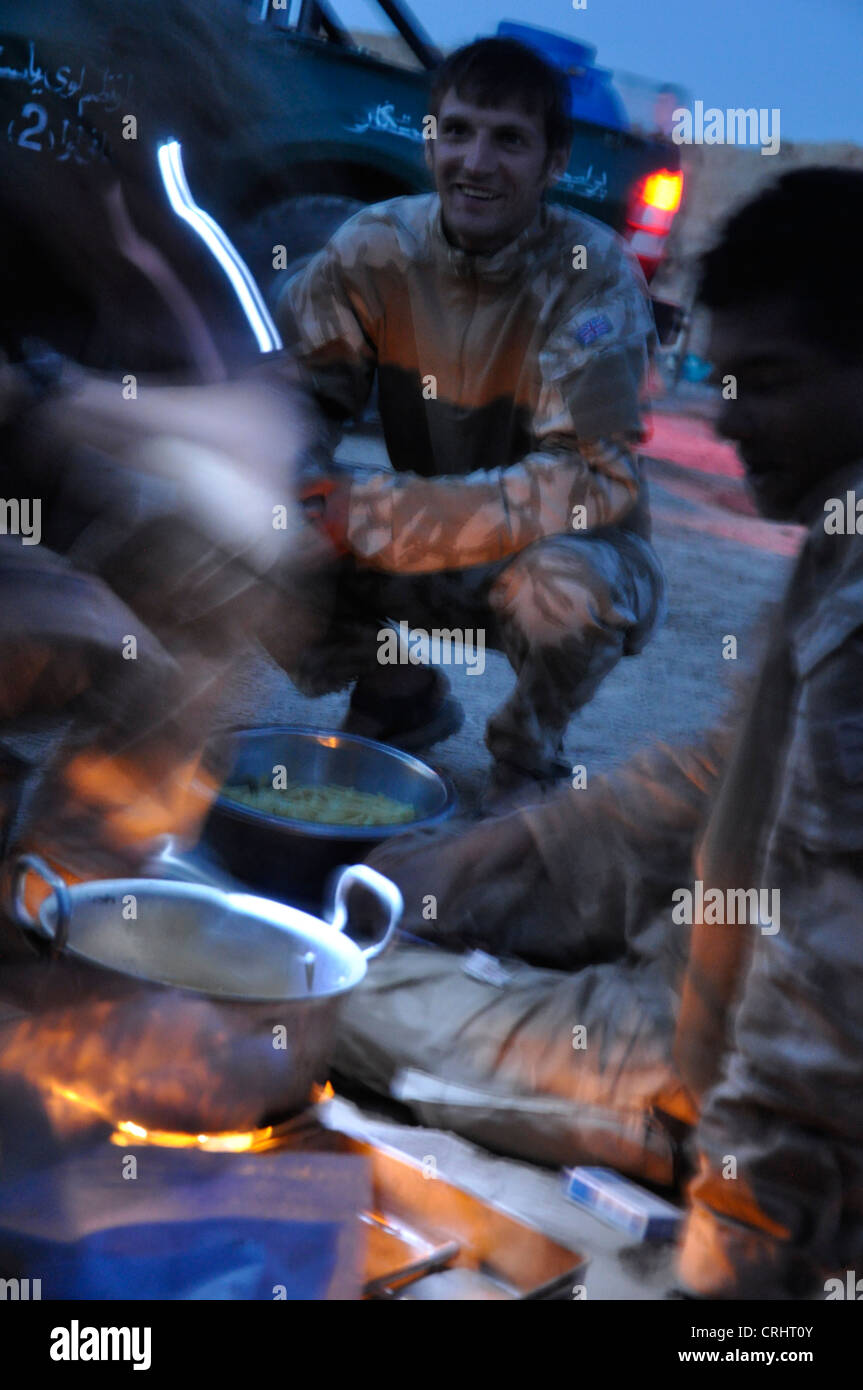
[39, 374, 308, 576]
[120, 381, 307, 576]
[365, 809, 543, 948]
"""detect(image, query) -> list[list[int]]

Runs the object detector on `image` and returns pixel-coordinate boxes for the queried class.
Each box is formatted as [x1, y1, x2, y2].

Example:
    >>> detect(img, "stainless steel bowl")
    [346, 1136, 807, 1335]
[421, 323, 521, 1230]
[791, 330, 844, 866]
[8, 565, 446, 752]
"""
[203, 726, 457, 903]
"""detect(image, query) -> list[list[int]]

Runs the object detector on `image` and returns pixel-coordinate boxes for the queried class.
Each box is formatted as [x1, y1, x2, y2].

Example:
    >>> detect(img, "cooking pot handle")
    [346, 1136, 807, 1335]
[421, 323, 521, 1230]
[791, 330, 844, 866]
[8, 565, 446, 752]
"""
[330, 865, 402, 960]
[7, 854, 72, 952]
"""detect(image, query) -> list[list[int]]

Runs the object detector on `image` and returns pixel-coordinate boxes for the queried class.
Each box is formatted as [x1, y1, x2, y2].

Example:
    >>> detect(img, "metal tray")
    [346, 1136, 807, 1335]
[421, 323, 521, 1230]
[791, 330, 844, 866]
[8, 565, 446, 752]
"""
[257, 1117, 586, 1300]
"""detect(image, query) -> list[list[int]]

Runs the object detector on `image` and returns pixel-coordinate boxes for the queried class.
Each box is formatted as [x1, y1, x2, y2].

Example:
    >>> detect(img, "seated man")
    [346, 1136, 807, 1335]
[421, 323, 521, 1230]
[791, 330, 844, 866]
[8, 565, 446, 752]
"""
[334, 169, 863, 1299]
[274, 36, 664, 800]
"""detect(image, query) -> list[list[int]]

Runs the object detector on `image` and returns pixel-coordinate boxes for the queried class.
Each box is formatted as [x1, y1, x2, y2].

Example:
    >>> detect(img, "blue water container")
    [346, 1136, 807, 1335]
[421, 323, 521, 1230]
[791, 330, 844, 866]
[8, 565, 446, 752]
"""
[497, 21, 629, 132]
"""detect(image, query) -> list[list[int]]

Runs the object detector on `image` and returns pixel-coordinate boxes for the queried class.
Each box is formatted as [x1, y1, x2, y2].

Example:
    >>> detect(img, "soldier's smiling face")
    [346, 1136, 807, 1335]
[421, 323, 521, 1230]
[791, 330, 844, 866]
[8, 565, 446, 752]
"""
[427, 91, 569, 255]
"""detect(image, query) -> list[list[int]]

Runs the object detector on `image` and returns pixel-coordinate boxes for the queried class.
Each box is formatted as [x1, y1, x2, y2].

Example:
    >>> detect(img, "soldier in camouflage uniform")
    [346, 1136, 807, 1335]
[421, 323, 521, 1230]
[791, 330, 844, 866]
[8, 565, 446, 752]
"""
[274, 37, 664, 794]
[672, 169, 863, 1300]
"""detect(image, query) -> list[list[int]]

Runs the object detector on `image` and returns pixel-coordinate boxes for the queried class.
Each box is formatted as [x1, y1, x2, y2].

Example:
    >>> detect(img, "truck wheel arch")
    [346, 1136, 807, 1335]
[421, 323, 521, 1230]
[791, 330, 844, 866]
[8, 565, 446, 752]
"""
[241, 170, 420, 307]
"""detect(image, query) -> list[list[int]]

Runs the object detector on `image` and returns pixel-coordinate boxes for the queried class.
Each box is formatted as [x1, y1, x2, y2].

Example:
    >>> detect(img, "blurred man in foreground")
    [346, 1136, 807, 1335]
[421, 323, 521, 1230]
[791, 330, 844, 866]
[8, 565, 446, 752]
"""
[334, 169, 863, 1297]
[0, 1, 305, 884]
[0, 0, 311, 1213]
[276, 37, 663, 802]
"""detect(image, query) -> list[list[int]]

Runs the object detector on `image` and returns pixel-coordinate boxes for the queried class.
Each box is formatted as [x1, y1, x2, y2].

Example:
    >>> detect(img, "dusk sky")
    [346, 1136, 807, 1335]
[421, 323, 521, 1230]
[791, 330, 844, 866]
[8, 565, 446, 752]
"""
[339, 0, 863, 145]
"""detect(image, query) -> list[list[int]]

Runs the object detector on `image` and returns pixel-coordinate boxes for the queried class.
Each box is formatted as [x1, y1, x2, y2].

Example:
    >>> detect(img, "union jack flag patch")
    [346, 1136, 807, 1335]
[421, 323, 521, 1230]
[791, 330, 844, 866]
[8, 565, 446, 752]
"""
[574, 314, 613, 346]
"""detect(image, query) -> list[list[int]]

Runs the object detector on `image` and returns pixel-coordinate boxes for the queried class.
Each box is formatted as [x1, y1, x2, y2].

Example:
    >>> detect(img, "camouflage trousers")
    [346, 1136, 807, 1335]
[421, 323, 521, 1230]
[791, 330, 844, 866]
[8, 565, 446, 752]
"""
[274, 527, 666, 778]
[333, 939, 681, 1182]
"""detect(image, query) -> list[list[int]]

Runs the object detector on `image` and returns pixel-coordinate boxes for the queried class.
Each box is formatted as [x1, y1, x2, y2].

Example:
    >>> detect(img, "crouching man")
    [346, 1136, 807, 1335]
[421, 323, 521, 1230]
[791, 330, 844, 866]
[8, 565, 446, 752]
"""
[272, 36, 664, 802]
[332, 170, 863, 1300]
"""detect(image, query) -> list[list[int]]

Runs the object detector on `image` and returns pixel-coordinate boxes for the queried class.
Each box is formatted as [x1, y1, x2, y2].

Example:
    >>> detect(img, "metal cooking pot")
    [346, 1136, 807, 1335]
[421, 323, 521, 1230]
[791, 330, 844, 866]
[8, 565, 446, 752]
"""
[204, 726, 457, 904]
[2, 855, 402, 1134]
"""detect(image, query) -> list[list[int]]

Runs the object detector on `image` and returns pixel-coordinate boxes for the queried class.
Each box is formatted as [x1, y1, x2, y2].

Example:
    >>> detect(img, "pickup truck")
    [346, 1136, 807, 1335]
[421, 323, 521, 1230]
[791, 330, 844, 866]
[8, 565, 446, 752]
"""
[206, 0, 684, 339]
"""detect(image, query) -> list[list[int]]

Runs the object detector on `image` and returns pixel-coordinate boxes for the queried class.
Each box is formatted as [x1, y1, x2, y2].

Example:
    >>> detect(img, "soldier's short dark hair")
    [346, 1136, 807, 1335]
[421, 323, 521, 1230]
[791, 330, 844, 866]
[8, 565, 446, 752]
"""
[430, 38, 574, 157]
[699, 168, 863, 360]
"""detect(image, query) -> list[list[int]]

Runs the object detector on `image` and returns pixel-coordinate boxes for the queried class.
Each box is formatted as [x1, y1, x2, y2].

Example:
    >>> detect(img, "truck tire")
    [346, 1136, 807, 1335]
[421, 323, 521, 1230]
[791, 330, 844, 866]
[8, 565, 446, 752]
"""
[243, 194, 366, 309]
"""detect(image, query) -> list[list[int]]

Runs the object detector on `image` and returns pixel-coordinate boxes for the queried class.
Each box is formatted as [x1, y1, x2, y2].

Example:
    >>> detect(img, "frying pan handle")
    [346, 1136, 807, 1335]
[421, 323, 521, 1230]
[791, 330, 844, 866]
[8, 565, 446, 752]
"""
[330, 864, 402, 960]
[8, 854, 72, 953]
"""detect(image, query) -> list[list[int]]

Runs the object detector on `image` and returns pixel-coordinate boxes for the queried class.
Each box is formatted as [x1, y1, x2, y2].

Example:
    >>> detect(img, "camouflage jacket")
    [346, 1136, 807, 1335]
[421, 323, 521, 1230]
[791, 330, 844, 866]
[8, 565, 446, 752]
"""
[676, 459, 863, 1295]
[278, 193, 656, 573]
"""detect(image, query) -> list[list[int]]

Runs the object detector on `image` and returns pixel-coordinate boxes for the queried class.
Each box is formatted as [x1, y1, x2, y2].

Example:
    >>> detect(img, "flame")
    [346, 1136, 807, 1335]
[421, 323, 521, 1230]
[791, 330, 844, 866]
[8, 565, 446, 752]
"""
[0, 990, 310, 1137]
[106, 1081, 334, 1151]
[110, 1120, 273, 1152]
[0, 951, 337, 1149]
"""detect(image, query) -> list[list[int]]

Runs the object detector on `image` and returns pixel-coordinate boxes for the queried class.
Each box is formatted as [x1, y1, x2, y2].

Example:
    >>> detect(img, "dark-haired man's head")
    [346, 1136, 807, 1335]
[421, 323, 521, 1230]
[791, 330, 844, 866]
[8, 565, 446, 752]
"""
[699, 168, 863, 522]
[426, 38, 574, 254]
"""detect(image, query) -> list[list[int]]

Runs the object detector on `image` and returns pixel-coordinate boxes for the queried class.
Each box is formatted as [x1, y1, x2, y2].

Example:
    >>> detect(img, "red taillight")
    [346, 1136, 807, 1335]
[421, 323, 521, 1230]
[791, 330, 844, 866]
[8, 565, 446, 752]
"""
[642, 170, 683, 214]
[627, 169, 684, 233]
[625, 168, 684, 282]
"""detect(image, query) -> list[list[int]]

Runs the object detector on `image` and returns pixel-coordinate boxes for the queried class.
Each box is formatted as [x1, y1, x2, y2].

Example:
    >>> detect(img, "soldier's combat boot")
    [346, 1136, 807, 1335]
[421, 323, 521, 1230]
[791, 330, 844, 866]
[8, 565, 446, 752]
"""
[340, 668, 463, 752]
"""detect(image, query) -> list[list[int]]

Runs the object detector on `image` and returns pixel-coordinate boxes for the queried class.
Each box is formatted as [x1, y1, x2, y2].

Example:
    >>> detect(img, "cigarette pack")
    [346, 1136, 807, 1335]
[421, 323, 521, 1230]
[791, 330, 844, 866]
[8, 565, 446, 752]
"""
[562, 1166, 683, 1241]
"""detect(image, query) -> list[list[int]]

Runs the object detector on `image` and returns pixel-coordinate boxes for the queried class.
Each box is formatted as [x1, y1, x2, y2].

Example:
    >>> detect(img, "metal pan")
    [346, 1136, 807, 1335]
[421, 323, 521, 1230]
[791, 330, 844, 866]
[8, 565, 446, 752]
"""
[2, 855, 402, 1133]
